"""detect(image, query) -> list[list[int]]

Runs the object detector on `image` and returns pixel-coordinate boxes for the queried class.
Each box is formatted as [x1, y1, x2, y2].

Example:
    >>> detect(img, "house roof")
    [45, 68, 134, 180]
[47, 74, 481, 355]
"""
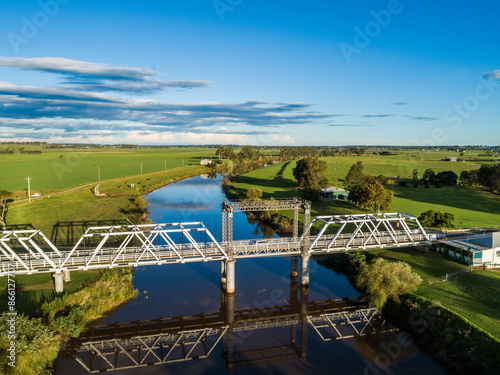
[440, 239, 488, 253]
[321, 186, 348, 193]
[440, 232, 500, 252]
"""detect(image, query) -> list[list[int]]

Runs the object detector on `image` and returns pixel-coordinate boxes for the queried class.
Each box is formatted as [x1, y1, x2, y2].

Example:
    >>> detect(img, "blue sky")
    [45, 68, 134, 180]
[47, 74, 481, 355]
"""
[0, 0, 499, 146]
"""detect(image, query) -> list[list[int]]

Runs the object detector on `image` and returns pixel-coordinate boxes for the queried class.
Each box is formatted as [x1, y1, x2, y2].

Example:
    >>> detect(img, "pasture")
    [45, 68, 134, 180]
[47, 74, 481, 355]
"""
[0, 146, 216, 193]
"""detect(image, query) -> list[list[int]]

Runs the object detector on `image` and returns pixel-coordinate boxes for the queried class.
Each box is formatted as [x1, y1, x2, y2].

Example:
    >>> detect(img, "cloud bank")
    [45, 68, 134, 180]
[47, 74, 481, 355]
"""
[0, 57, 335, 144]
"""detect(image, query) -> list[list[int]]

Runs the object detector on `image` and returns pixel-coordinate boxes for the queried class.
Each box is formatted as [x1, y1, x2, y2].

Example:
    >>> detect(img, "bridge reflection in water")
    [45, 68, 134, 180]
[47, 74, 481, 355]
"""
[65, 276, 395, 373]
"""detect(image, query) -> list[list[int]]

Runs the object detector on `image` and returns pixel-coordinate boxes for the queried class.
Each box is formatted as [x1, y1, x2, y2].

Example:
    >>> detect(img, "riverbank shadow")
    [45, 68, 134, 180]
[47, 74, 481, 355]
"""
[51, 220, 129, 246]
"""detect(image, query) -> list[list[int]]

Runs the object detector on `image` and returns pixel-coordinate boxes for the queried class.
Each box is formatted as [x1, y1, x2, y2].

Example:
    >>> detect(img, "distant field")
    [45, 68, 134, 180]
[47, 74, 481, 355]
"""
[0, 146, 217, 193]
[230, 152, 500, 228]
[323, 152, 493, 185]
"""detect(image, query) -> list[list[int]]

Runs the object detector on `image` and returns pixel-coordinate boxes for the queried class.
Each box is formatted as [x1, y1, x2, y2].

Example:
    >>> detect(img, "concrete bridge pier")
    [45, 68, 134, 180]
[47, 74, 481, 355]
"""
[53, 272, 64, 293]
[225, 259, 236, 294]
[291, 256, 299, 278]
[63, 270, 71, 282]
[301, 254, 310, 286]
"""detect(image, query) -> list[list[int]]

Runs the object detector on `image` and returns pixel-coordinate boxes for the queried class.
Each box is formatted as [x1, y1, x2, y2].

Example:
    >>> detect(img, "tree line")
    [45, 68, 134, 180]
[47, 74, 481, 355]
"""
[459, 164, 500, 192]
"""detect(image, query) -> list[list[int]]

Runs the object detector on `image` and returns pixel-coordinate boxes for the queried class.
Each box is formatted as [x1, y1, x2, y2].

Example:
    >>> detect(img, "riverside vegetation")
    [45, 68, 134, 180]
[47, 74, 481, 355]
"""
[0, 268, 137, 375]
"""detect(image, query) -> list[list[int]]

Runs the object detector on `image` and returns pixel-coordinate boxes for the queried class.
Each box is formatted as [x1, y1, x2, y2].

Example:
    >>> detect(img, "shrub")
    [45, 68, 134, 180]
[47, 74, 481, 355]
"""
[356, 258, 422, 310]
[0, 314, 59, 375]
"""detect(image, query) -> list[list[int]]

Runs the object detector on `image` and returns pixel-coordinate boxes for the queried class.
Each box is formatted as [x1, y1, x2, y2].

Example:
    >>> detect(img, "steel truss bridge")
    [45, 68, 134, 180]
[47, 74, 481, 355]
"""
[0, 198, 432, 292]
[64, 289, 396, 373]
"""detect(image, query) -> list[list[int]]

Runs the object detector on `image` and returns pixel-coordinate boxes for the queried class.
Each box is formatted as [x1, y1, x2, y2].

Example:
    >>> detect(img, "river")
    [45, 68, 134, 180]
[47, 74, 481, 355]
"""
[56, 174, 446, 375]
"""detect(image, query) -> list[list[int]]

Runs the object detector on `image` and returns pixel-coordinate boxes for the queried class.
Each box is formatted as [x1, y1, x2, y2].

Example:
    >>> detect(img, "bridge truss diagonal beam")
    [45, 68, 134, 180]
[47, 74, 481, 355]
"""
[0, 222, 226, 276]
[0, 230, 61, 275]
[306, 213, 430, 254]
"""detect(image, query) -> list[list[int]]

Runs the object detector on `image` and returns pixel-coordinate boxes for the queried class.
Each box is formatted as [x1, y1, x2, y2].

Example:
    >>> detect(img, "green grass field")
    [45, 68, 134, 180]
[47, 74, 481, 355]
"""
[230, 153, 500, 228]
[372, 248, 500, 339]
[0, 146, 217, 193]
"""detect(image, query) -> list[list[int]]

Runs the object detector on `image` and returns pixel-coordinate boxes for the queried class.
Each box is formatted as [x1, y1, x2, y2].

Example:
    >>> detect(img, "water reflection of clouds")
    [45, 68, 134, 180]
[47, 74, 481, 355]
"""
[148, 202, 215, 211]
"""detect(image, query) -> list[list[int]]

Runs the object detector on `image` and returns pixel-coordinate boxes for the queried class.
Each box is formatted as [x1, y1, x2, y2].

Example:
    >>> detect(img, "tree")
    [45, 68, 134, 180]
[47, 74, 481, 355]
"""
[246, 187, 263, 200]
[239, 146, 260, 160]
[421, 168, 436, 185]
[349, 181, 393, 212]
[0, 190, 12, 231]
[478, 164, 500, 192]
[215, 146, 235, 160]
[344, 161, 365, 189]
[418, 209, 455, 229]
[436, 170, 458, 186]
[412, 168, 419, 188]
[459, 170, 479, 187]
[356, 258, 422, 310]
[375, 175, 387, 185]
[292, 156, 328, 200]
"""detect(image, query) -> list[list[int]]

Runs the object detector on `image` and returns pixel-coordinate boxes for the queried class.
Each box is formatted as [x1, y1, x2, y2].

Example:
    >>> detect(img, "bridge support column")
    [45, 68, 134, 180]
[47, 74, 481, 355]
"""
[226, 259, 236, 294]
[301, 254, 310, 286]
[53, 272, 64, 293]
[63, 270, 71, 282]
[291, 256, 299, 278]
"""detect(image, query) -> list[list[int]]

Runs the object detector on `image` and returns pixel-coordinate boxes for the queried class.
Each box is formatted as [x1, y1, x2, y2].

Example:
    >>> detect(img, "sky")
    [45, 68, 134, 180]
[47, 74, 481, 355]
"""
[0, 0, 499, 146]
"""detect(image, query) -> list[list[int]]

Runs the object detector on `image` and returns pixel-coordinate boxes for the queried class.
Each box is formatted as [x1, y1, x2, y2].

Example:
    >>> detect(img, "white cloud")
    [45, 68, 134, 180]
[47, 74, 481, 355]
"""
[484, 70, 500, 80]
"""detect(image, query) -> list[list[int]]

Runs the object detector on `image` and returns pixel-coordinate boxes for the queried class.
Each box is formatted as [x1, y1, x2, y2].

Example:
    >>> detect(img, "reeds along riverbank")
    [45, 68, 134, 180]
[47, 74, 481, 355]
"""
[0, 268, 137, 375]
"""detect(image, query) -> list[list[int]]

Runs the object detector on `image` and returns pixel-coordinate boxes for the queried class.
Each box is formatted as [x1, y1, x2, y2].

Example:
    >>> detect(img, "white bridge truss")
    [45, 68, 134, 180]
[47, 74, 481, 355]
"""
[0, 213, 431, 276]
[71, 307, 390, 373]
[0, 222, 226, 276]
[304, 212, 430, 254]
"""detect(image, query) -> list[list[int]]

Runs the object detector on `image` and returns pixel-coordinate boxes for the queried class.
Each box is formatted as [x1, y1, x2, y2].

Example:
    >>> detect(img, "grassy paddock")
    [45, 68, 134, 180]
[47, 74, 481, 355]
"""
[1, 146, 216, 193]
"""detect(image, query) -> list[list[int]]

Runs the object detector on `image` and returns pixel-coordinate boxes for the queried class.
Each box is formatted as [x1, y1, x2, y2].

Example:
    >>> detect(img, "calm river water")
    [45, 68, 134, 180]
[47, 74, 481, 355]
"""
[56, 174, 445, 375]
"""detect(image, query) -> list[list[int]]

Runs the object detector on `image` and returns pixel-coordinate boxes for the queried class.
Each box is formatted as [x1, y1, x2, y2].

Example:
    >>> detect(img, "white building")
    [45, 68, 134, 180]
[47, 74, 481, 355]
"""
[200, 159, 212, 165]
[439, 232, 500, 267]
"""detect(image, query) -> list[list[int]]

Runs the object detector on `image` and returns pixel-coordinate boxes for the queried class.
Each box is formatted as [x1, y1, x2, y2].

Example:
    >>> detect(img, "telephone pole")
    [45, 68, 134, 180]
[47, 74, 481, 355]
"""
[25, 176, 31, 202]
[98, 166, 101, 181]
